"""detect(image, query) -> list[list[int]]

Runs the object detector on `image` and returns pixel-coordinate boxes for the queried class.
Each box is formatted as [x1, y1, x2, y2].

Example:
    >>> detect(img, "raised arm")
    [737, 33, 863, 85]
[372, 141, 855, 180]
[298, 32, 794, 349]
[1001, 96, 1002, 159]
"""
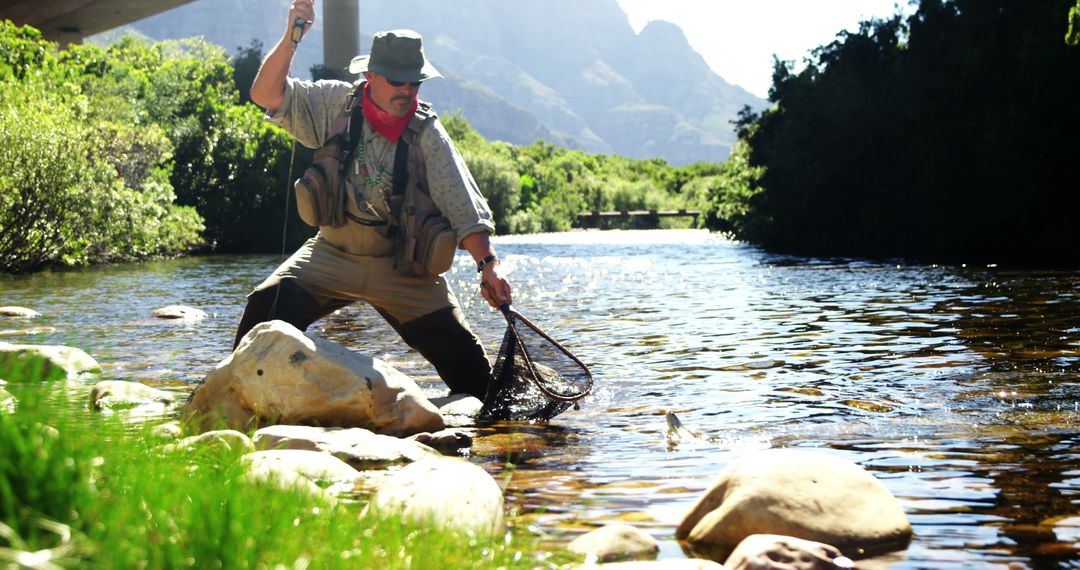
[250, 0, 316, 113]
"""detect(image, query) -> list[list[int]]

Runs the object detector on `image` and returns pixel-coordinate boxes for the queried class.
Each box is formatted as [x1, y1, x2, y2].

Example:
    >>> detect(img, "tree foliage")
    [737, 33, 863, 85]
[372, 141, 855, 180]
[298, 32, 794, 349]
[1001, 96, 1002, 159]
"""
[1069, 0, 1080, 44]
[0, 24, 203, 273]
[0, 22, 312, 273]
[1, 20, 752, 274]
[736, 0, 1080, 264]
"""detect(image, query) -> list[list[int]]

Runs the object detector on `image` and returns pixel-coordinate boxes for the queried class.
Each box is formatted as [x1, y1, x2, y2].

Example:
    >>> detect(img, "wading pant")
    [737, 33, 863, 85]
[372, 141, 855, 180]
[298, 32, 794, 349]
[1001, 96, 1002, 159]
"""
[234, 236, 491, 399]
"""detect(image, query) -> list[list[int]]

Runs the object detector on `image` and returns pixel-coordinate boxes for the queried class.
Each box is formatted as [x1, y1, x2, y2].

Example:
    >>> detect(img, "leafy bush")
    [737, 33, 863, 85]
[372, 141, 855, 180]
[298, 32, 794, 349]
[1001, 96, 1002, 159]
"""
[0, 79, 202, 273]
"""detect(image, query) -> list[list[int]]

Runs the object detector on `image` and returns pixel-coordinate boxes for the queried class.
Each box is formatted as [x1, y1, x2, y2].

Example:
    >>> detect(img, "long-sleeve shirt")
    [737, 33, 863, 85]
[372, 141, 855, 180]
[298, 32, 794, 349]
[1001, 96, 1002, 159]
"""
[267, 77, 495, 244]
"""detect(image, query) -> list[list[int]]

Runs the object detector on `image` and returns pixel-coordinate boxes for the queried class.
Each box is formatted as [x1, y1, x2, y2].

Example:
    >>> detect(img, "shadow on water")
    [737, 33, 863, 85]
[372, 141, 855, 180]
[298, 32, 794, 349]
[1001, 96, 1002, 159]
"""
[3, 231, 1080, 567]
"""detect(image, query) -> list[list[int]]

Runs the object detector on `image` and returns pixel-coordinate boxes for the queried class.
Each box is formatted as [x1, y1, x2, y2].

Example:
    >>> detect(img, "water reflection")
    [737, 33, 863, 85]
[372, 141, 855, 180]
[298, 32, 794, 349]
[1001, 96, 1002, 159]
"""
[2, 230, 1079, 568]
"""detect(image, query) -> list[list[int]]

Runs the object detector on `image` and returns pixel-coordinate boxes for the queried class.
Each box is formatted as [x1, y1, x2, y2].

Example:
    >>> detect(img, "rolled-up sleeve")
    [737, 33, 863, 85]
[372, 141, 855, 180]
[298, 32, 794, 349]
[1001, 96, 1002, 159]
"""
[420, 119, 496, 243]
[265, 77, 354, 149]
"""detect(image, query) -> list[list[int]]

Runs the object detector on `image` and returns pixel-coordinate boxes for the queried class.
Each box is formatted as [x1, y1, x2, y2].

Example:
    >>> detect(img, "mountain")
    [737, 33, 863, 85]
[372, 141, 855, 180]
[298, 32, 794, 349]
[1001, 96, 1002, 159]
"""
[114, 0, 766, 164]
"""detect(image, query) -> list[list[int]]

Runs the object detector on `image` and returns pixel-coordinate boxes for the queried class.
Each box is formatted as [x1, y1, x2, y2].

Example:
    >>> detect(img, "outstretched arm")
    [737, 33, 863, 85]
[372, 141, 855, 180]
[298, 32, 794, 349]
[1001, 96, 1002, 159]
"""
[250, 0, 316, 113]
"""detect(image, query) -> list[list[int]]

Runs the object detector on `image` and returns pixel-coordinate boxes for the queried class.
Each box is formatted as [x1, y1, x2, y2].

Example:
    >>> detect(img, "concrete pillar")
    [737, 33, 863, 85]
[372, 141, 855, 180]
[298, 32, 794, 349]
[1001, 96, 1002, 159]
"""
[322, 0, 359, 78]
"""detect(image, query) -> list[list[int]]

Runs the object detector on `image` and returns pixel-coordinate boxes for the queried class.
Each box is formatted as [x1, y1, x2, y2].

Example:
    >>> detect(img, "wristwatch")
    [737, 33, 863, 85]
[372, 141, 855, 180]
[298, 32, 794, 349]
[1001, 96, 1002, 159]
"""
[476, 254, 498, 273]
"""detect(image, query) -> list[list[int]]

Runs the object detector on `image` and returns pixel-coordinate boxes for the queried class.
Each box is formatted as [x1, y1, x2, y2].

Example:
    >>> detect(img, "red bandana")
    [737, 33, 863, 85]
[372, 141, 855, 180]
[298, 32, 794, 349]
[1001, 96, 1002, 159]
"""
[362, 83, 417, 143]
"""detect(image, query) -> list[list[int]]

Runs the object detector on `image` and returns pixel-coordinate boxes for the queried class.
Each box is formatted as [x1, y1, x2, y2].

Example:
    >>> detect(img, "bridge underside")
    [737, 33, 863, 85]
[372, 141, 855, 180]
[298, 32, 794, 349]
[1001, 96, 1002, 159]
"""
[0, 0, 359, 72]
[0, 0, 196, 46]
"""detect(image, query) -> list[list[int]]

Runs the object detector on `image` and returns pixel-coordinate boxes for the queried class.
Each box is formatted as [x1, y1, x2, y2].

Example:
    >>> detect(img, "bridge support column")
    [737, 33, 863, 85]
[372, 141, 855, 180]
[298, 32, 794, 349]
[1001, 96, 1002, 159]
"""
[323, 0, 359, 78]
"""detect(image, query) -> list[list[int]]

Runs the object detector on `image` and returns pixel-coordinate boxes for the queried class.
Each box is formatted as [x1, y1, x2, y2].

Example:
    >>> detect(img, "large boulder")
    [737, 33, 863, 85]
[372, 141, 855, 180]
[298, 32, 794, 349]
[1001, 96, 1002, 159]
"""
[677, 450, 911, 558]
[252, 424, 435, 469]
[366, 456, 505, 536]
[0, 342, 100, 382]
[183, 321, 443, 436]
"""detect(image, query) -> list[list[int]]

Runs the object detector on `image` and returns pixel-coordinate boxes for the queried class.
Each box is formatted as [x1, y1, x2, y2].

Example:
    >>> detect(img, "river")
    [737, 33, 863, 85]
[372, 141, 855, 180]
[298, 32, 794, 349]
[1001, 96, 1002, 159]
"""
[2, 229, 1079, 568]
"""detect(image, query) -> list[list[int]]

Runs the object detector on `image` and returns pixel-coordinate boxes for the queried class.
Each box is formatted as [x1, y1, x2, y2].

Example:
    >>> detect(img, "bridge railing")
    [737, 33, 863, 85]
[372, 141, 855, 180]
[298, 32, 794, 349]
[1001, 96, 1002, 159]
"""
[575, 209, 701, 229]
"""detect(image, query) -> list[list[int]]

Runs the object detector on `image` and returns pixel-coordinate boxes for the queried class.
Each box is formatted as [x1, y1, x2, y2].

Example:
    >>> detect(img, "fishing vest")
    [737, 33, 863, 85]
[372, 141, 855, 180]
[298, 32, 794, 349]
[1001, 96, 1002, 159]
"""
[294, 82, 455, 275]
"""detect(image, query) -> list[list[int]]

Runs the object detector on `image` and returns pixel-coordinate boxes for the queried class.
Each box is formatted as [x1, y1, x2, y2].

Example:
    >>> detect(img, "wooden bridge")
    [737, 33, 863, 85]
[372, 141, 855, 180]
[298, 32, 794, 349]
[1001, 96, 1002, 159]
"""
[576, 209, 701, 229]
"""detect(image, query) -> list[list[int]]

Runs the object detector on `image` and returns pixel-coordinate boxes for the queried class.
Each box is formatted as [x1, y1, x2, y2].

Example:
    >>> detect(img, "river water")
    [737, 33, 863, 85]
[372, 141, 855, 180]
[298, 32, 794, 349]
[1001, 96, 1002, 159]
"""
[2, 230, 1080, 568]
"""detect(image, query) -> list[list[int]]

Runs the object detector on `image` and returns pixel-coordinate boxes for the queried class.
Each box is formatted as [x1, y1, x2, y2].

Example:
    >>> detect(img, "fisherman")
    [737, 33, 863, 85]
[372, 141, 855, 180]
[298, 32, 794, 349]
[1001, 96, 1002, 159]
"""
[235, 0, 512, 400]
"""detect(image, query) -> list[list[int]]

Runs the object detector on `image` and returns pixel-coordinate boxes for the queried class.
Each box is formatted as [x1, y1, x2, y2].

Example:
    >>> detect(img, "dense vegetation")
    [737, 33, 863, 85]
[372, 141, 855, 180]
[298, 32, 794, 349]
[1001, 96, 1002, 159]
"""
[0, 387, 552, 568]
[731, 0, 1080, 265]
[0, 22, 725, 274]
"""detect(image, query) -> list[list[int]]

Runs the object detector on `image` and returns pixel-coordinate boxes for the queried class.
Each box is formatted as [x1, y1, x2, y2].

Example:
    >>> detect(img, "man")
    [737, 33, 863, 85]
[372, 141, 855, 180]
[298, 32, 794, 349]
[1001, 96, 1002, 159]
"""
[236, 0, 511, 400]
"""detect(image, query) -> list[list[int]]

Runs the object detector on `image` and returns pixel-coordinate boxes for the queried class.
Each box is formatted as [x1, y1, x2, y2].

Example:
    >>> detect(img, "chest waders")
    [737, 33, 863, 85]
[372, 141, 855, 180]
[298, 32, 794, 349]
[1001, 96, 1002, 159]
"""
[231, 90, 492, 400]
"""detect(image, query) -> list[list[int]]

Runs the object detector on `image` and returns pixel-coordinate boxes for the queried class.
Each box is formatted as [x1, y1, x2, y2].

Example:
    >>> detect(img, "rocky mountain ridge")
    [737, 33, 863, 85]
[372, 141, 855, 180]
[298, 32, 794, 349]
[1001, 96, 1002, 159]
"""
[120, 0, 766, 164]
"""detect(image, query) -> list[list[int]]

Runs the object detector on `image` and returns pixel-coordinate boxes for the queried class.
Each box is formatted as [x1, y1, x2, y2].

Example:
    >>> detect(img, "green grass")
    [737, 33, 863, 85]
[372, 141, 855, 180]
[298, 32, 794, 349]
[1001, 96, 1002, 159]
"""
[0, 386, 565, 569]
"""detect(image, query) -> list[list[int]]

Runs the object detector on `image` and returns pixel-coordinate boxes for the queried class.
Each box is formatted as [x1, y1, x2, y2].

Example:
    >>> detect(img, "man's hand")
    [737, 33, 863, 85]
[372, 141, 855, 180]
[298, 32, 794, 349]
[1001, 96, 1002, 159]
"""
[480, 263, 513, 309]
[462, 232, 512, 309]
[287, 0, 316, 45]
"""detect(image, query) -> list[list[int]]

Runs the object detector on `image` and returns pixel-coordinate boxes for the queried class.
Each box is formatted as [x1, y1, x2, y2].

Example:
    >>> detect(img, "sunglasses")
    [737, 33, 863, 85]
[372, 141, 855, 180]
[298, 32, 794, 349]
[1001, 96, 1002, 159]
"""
[387, 79, 422, 88]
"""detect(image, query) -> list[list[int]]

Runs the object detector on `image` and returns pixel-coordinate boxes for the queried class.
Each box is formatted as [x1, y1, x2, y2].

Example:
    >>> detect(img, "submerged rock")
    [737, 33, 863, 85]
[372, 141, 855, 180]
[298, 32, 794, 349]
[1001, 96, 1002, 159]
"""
[568, 523, 659, 563]
[184, 320, 443, 436]
[366, 456, 505, 536]
[677, 449, 911, 559]
[407, 429, 473, 455]
[151, 305, 207, 320]
[0, 342, 100, 382]
[0, 307, 40, 318]
[90, 380, 177, 411]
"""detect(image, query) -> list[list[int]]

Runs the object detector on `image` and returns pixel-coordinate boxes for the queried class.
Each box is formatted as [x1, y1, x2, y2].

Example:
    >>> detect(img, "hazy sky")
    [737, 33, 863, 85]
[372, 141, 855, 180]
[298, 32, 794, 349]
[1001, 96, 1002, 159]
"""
[615, 0, 910, 98]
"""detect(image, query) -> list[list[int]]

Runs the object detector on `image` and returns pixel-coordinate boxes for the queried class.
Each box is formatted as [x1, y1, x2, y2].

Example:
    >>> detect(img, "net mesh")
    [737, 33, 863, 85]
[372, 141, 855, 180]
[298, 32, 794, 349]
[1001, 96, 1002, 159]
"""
[479, 310, 592, 422]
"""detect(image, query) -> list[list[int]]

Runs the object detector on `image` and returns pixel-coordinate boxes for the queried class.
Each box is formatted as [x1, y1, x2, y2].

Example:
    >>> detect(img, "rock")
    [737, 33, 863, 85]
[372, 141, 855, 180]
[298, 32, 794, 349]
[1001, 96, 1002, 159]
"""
[162, 430, 255, 454]
[0, 385, 14, 413]
[0, 342, 100, 382]
[572, 560, 725, 569]
[151, 305, 207, 320]
[677, 450, 911, 558]
[252, 424, 435, 469]
[408, 429, 473, 454]
[242, 449, 362, 495]
[183, 320, 444, 436]
[149, 422, 183, 441]
[90, 380, 177, 411]
[366, 456, 505, 536]
[0, 327, 59, 337]
[471, 432, 547, 463]
[431, 394, 484, 417]
[724, 534, 854, 570]
[0, 307, 40, 318]
[568, 523, 659, 562]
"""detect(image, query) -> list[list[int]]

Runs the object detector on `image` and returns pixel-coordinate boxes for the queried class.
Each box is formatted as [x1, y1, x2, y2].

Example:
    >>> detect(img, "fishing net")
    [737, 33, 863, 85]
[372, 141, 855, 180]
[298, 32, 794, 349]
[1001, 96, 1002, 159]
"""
[479, 306, 593, 421]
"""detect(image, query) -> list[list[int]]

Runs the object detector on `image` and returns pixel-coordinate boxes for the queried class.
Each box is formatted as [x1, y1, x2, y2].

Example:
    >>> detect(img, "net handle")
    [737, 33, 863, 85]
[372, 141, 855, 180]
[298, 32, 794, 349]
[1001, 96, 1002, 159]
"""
[498, 303, 594, 403]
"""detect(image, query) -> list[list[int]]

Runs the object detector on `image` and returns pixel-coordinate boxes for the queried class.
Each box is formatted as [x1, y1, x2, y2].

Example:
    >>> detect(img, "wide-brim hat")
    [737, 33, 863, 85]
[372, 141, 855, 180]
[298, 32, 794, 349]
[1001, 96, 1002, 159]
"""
[348, 29, 442, 82]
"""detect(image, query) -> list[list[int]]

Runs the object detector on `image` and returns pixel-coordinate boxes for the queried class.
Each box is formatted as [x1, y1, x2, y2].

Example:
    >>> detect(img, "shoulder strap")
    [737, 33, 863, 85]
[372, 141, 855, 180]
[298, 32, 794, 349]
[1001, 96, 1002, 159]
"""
[346, 83, 364, 160]
[392, 101, 436, 197]
[391, 136, 410, 198]
[401, 100, 437, 145]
